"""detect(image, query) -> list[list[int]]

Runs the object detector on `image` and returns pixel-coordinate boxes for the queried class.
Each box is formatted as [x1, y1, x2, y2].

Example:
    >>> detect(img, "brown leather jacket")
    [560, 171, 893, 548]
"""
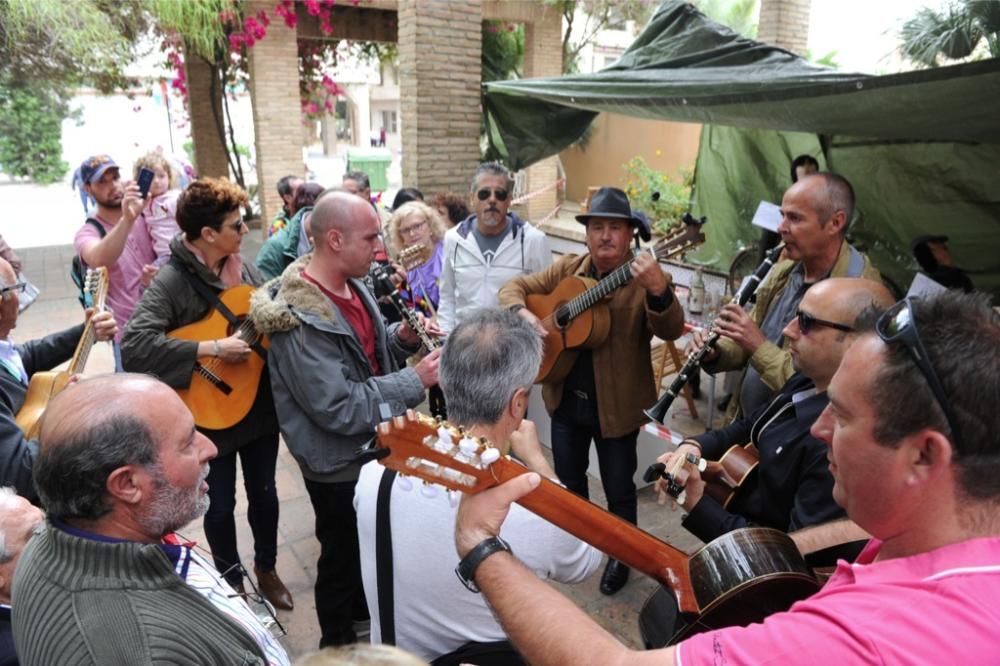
[499, 253, 685, 437]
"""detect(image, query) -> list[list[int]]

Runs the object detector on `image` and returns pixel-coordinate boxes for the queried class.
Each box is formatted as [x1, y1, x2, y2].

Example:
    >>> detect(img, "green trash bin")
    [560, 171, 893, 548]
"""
[347, 150, 391, 192]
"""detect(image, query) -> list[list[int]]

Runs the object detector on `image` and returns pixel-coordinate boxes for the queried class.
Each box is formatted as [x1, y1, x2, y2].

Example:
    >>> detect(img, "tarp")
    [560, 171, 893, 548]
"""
[483, 0, 1000, 294]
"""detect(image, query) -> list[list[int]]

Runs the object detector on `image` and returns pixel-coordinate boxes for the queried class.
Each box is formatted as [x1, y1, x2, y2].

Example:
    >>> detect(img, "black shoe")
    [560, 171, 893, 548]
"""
[599, 559, 630, 595]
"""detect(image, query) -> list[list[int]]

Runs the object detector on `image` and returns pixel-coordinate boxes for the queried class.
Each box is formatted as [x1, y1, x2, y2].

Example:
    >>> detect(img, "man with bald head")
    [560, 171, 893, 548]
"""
[252, 191, 440, 647]
[693, 173, 881, 421]
[11, 374, 289, 665]
[0, 257, 116, 502]
[662, 279, 894, 556]
[0, 487, 44, 665]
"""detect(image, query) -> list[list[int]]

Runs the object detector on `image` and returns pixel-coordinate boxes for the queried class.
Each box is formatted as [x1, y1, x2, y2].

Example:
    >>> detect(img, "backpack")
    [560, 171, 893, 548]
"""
[71, 218, 106, 308]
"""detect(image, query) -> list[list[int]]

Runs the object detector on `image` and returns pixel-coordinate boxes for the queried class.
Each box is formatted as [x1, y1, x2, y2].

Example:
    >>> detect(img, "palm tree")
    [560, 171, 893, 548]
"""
[900, 0, 1000, 67]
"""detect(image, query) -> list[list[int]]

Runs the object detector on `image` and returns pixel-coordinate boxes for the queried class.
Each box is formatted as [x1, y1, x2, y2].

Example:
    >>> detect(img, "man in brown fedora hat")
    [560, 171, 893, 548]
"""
[499, 186, 685, 595]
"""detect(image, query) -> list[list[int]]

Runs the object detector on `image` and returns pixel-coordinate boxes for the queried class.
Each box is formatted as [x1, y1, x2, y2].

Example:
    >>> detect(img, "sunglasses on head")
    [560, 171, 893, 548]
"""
[795, 309, 854, 335]
[476, 188, 509, 202]
[876, 297, 963, 449]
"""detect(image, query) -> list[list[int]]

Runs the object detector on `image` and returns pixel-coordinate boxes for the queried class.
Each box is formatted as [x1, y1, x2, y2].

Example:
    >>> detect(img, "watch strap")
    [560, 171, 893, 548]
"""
[455, 536, 511, 593]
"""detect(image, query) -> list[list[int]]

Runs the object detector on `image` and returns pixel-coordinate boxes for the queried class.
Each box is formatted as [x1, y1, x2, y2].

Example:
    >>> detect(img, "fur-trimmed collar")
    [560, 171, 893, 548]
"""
[251, 255, 338, 334]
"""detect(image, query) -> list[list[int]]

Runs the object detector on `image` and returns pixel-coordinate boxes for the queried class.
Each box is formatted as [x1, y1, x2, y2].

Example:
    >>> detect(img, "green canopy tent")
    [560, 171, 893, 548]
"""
[484, 0, 1000, 294]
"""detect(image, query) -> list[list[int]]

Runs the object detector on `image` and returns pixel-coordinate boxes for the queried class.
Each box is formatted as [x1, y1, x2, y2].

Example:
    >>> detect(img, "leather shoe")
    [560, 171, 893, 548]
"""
[255, 567, 294, 610]
[599, 559, 630, 596]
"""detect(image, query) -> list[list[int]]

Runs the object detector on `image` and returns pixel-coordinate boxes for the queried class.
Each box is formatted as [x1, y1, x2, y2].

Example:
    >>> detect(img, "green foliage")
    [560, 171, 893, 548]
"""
[622, 156, 693, 236]
[692, 0, 759, 39]
[482, 21, 524, 82]
[548, 0, 655, 73]
[0, 82, 69, 183]
[148, 0, 232, 62]
[0, 0, 147, 92]
[900, 0, 1000, 67]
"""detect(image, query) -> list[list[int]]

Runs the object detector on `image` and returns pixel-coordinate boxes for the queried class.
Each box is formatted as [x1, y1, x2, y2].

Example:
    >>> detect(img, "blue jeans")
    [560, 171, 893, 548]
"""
[550, 410, 639, 525]
[203, 432, 280, 585]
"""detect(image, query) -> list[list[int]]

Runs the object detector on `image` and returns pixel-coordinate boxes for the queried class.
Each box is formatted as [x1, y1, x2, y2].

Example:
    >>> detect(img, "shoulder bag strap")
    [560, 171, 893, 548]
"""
[376, 468, 397, 645]
[169, 256, 267, 359]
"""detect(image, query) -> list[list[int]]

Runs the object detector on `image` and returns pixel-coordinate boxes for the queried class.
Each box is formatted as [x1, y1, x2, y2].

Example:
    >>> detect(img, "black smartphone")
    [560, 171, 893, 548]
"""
[137, 167, 155, 199]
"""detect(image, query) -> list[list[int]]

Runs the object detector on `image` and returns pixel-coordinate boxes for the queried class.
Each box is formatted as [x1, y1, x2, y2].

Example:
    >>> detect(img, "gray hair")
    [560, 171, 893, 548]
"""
[344, 170, 370, 190]
[34, 413, 159, 521]
[470, 161, 514, 194]
[440, 308, 542, 427]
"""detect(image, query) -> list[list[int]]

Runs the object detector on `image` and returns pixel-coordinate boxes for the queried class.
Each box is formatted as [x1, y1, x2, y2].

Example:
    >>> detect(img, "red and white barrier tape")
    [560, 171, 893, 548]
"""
[643, 422, 685, 446]
[512, 178, 565, 205]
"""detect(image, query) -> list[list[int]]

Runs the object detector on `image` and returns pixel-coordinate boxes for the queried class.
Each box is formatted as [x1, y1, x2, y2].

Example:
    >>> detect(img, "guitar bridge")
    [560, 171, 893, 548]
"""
[196, 363, 233, 395]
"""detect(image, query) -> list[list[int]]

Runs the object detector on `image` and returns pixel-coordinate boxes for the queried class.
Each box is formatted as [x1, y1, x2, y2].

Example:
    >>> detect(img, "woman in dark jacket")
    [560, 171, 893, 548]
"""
[121, 178, 293, 610]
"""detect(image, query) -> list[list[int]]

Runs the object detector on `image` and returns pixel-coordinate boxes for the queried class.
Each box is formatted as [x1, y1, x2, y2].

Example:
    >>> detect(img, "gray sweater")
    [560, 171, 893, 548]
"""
[12, 522, 268, 665]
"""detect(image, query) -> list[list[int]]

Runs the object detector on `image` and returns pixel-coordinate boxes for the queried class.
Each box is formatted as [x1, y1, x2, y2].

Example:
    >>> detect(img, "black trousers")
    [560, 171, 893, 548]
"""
[550, 395, 639, 525]
[203, 432, 280, 585]
[304, 478, 369, 647]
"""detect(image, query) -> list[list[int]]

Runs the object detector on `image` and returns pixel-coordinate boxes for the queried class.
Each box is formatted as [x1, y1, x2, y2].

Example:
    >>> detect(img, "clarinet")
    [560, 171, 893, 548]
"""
[371, 264, 440, 352]
[644, 243, 785, 424]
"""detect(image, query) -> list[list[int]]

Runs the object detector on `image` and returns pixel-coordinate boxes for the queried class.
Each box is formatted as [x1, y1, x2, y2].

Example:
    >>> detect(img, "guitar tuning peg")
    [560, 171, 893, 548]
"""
[420, 483, 440, 498]
[447, 490, 460, 507]
[480, 447, 500, 465]
[458, 437, 478, 455]
[437, 427, 454, 447]
[396, 475, 413, 492]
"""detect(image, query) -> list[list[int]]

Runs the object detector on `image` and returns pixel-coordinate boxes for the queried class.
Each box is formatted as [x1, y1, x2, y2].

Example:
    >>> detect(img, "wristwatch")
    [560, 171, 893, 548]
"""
[455, 535, 512, 593]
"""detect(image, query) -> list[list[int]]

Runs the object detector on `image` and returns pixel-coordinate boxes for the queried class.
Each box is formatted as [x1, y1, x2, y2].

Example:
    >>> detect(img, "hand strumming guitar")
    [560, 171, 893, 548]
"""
[199, 334, 251, 363]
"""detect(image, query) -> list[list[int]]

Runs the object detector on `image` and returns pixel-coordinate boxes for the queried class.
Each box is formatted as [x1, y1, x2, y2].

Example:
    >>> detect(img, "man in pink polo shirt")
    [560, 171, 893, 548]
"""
[453, 289, 1000, 665]
[73, 155, 156, 366]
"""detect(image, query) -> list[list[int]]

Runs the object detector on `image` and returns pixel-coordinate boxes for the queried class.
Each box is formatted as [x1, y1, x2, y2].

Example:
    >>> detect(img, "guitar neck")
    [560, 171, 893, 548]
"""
[563, 259, 635, 322]
[492, 458, 699, 613]
[66, 319, 98, 375]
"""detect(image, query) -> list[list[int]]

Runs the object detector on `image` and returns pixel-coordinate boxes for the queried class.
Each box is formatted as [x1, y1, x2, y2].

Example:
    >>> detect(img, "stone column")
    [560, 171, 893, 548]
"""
[757, 0, 812, 55]
[246, 0, 304, 228]
[520, 8, 563, 222]
[184, 53, 230, 179]
[398, 0, 482, 195]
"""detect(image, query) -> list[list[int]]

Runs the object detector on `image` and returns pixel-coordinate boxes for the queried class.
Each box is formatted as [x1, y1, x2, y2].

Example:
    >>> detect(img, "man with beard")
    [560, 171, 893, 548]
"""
[73, 156, 157, 365]
[438, 162, 550, 332]
[11, 374, 289, 666]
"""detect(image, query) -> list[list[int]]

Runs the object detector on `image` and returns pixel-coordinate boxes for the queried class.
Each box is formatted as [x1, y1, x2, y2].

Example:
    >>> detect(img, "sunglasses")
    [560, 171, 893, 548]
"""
[476, 188, 509, 202]
[795, 309, 854, 335]
[876, 298, 963, 449]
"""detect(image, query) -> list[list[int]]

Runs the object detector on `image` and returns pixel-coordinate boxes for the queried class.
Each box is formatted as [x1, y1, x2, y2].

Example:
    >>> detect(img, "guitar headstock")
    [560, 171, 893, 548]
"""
[654, 214, 708, 262]
[396, 243, 432, 272]
[374, 410, 508, 498]
[83, 267, 110, 311]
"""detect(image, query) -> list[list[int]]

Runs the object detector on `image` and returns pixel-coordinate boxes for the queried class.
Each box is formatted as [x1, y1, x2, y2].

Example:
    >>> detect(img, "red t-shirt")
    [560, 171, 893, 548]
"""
[301, 270, 380, 375]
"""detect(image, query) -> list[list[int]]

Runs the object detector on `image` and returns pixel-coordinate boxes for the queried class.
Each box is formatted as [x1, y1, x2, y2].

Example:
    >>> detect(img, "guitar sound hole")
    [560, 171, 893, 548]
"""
[554, 307, 570, 329]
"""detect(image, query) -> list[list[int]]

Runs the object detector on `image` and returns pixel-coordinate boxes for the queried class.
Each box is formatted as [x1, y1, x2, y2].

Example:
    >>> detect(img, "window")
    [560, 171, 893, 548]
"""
[380, 110, 398, 134]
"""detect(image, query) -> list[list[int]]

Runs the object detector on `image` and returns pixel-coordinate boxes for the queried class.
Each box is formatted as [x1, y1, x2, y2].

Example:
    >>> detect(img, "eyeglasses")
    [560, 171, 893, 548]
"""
[399, 220, 428, 237]
[876, 297, 963, 449]
[0, 282, 27, 298]
[476, 188, 509, 202]
[795, 309, 854, 335]
[219, 562, 288, 639]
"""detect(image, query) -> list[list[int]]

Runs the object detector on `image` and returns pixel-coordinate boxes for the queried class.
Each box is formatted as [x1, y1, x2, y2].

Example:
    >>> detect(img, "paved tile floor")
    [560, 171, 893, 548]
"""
[14, 235, 714, 660]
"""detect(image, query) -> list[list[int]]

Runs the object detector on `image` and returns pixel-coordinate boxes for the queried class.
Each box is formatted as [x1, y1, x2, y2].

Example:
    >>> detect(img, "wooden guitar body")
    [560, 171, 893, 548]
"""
[704, 443, 760, 509]
[15, 371, 72, 440]
[168, 285, 268, 431]
[525, 275, 611, 384]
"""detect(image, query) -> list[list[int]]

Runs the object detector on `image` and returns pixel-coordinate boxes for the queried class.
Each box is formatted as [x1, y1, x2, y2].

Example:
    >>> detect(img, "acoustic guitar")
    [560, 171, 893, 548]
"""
[168, 285, 268, 431]
[526, 219, 707, 384]
[370, 412, 821, 643]
[16, 268, 109, 439]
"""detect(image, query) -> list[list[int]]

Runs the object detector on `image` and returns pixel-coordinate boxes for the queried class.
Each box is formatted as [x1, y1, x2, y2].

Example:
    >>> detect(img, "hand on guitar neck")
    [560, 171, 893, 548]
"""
[630, 250, 669, 297]
[654, 442, 706, 512]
